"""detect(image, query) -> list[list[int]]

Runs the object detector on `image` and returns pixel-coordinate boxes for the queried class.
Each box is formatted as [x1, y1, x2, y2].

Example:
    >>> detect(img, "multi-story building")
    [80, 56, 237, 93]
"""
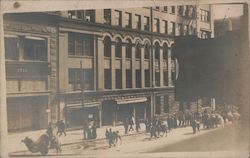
[4, 5, 214, 131]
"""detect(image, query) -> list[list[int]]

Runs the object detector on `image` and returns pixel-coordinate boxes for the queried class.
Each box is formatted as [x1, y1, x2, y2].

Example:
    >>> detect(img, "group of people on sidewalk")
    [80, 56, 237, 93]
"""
[105, 128, 122, 148]
[123, 115, 141, 134]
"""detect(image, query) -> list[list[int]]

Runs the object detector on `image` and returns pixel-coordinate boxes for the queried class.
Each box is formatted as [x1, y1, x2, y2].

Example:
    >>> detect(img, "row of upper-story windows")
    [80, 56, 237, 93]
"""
[4, 36, 48, 61]
[154, 5, 197, 18]
[67, 7, 201, 35]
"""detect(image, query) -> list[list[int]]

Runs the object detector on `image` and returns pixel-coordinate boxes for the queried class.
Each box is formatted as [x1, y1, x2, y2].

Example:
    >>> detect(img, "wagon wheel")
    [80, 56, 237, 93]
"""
[39, 145, 49, 155]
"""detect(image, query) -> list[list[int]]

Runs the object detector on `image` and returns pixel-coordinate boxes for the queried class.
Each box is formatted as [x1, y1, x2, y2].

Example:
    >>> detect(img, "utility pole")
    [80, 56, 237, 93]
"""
[0, 7, 9, 158]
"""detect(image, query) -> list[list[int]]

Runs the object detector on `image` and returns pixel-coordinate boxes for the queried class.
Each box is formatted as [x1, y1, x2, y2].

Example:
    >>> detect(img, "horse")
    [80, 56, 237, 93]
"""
[21, 134, 50, 155]
[22, 133, 62, 155]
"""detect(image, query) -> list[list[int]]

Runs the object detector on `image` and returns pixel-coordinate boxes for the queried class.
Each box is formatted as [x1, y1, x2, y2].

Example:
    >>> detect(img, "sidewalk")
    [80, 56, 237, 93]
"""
[8, 123, 146, 153]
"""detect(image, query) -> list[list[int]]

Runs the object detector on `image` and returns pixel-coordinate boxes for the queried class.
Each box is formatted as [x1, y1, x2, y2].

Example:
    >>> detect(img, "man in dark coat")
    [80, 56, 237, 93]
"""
[56, 120, 66, 136]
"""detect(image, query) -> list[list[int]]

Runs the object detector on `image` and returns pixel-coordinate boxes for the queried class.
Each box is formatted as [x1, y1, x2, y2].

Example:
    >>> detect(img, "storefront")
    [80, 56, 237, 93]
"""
[65, 102, 100, 129]
[7, 96, 49, 131]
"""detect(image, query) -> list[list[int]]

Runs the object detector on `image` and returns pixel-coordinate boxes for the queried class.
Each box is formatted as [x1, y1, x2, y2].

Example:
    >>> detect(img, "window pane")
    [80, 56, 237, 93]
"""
[5, 37, 19, 60]
[24, 37, 47, 61]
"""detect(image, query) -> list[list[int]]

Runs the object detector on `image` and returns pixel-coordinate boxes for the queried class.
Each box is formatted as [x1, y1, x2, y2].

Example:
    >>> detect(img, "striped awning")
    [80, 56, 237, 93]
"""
[66, 102, 100, 108]
[116, 97, 147, 105]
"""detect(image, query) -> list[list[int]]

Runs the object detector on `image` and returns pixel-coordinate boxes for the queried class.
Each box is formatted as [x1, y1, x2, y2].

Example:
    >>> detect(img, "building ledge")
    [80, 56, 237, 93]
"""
[7, 91, 51, 98]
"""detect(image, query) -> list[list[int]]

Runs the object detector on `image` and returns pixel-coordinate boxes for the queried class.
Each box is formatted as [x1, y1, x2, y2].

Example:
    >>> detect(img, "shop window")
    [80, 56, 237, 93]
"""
[104, 69, 111, 89]
[68, 33, 93, 56]
[24, 36, 47, 61]
[136, 70, 141, 88]
[126, 69, 132, 88]
[124, 12, 132, 28]
[104, 9, 111, 25]
[177, 23, 183, 36]
[153, 18, 160, 33]
[144, 44, 150, 59]
[104, 36, 111, 57]
[115, 38, 122, 58]
[126, 39, 132, 59]
[68, 68, 94, 91]
[143, 16, 150, 31]
[5, 37, 19, 60]
[155, 96, 161, 114]
[114, 10, 122, 26]
[85, 10, 95, 22]
[164, 95, 169, 113]
[183, 25, 188, 35]
[135, 14, 141, 30]
[115, 69, 122, 89]
[135, 43, 141, 59]
[145, 69, 150, 87]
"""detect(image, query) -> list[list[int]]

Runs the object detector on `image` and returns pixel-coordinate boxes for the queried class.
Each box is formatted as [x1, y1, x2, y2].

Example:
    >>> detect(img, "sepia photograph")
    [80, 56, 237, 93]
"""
[0, 0, 249, 157]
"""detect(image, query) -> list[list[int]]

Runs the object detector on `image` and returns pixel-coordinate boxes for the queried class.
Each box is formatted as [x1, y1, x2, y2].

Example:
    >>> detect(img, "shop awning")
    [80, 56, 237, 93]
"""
[66, 102, 100, 108]
[116, 97, 147, 105]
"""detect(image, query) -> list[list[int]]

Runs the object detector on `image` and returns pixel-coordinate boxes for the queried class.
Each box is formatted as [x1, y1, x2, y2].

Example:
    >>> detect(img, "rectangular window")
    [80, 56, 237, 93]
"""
[5, 37, 19, 60]
[177, 23, 183, 35]
[23, 37, 47, 61]
[104, 9, 111, 25]
[163, 20, 168, 34]
[183, 25, 188, 35]
[170, 6, 175, 14]
[169, 22, 175, 35]
[68, 68, 94, 91]
[143, 16, 150, 31]
[136, 70, 141, 88]
[154, 18, 160, 33]
[104, 69, 111, 89]
[135, 14, 141, 30]
[115, 69, 122, 89]
[164, 71, 168, 86]
[163, 6, 168, 12]
[68, 33, 94, 56]
[200, 9, 210, 22]
[164, 95, 169, 113]
[126, 69, 132, 88]
[155, 6, 160, 10]
[145, 69, 150, 87]
[155, 96, 161, 115]
[85, 10, 95, 22]
[114, 10, 122, 26]
[155, 71, 160, 87]
[124, 12, 132, 28]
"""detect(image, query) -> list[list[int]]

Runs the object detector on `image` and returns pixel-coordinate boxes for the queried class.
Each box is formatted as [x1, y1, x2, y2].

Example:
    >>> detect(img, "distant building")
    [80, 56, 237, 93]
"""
[214, 16, 243, 37]
[4, 5, 214, 131]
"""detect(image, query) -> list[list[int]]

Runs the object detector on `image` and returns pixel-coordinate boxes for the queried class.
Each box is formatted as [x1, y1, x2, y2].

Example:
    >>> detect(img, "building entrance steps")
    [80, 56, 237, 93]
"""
[8, 123, 146, 153]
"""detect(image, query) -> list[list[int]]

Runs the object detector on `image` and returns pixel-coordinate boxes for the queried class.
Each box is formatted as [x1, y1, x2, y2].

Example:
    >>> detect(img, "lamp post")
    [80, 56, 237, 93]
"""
[80, 61, 86, 140]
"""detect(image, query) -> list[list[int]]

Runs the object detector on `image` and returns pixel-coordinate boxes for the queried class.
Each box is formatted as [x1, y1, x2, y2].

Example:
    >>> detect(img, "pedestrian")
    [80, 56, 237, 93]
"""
[105, 128, 109, 142]
[108, 128, 115, 147]
[128, 115, 134, 132]
[92, 121, 97, 139]
[123, 117, 129, 134]
[46, 122, 54, 141]
[113, 131, 122, 145]
[196, 120, 200, 132]
[150, 123, 157, 139]
[191, 119, 197, 134]
[56, 120, 66, 136]
[135, 118, 141, 133]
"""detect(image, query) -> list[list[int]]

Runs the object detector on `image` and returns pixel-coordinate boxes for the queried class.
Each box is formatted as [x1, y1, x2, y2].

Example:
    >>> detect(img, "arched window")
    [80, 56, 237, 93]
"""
[104, 36, 111, 57]
[115, 37, 122, 58]
[155, 42, 160, 60]
[135, 43, 141, 59]
[125, 39, 132, 59]
[144, 43, 150, 59]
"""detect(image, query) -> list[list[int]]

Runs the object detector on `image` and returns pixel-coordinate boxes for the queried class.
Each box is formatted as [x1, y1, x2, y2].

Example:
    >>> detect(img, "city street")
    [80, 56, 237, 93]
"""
[10, 123, 249, 158]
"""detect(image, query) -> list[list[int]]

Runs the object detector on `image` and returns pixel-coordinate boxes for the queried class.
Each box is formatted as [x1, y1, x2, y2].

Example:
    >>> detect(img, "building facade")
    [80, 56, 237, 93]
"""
[4, 5, 214, 131]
